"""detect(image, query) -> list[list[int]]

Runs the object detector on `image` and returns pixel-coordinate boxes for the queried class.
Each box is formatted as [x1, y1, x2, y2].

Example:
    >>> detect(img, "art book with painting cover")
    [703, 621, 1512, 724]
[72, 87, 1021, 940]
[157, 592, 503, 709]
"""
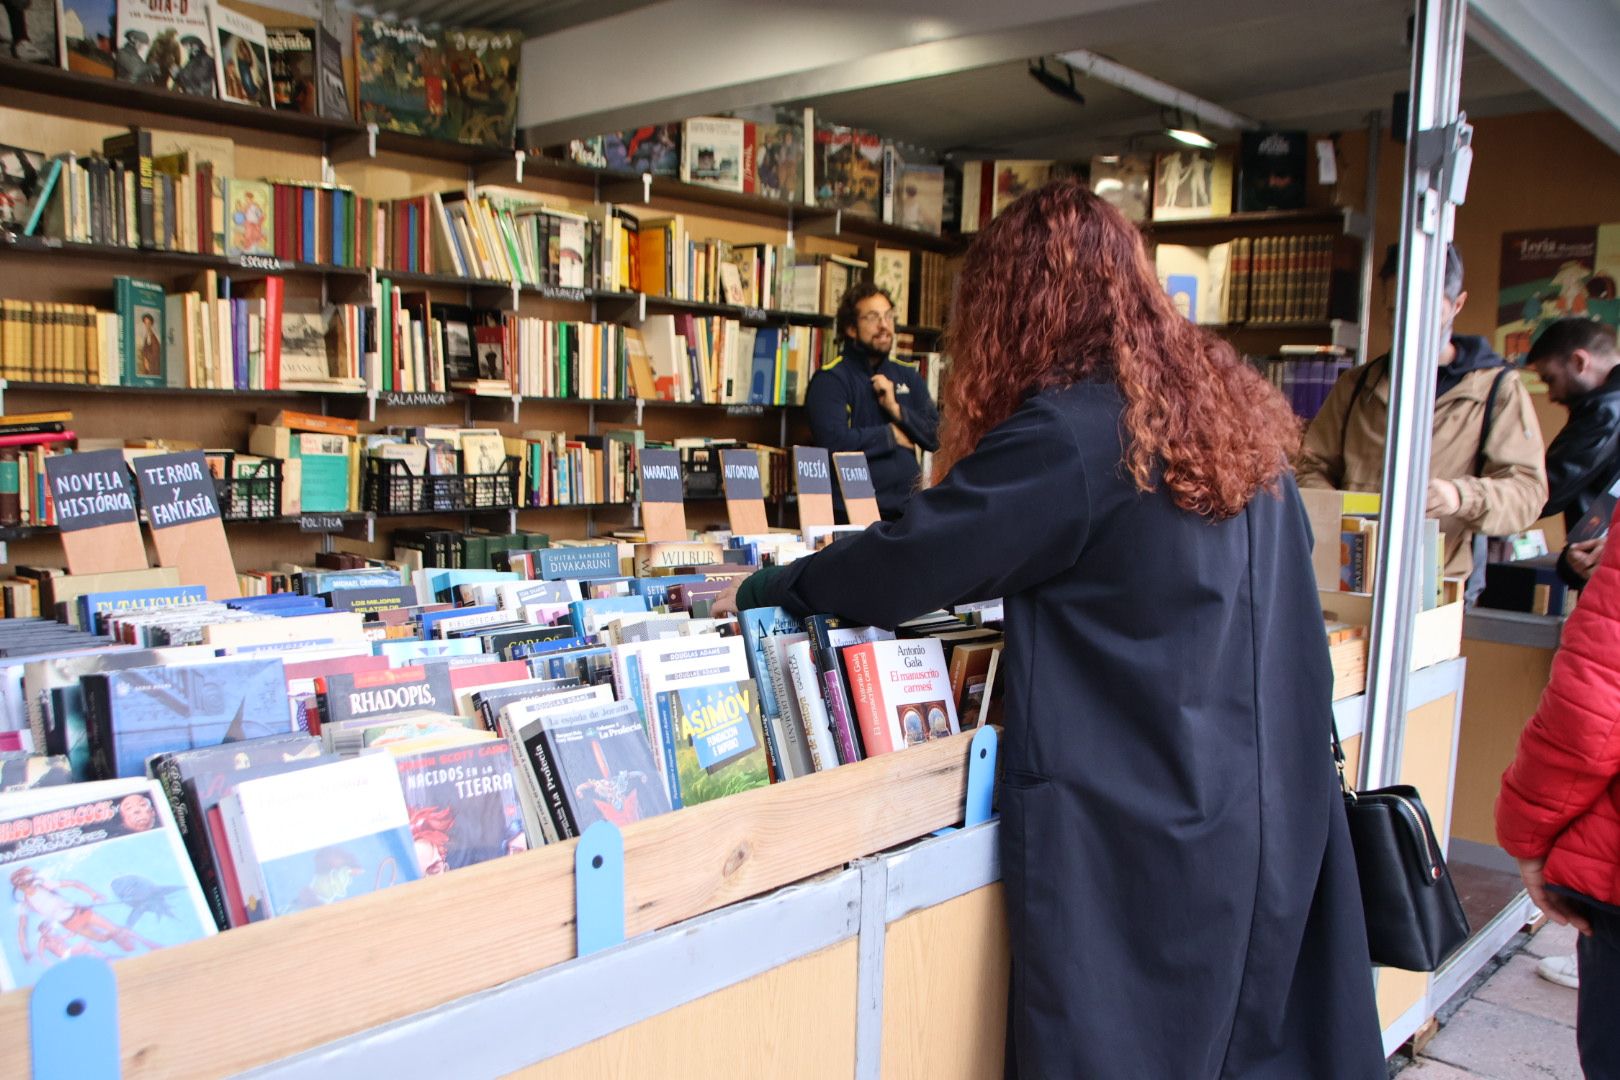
[266, 26, 317, 113]
[841, 637, 960, 756]
[390, 736, 528, 874]
[0, 779, 215, 989]
[217, 753, 420, 922]
[80, 657, 292, 780]
[656, 678, 770, 809]
[2, 0, 56, 65]
[680, 117, 746, 193]
[61, 0, 117, 77]
[439, 27, 520, 148]
[813, 124, 883, 220]
[210, 3, 273, 109]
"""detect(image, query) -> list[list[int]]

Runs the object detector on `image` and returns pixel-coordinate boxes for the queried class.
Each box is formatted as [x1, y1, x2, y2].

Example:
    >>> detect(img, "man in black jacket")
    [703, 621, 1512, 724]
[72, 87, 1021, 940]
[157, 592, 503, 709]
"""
[1529, 318, 1620, 587]
[805, 283, 939, 520]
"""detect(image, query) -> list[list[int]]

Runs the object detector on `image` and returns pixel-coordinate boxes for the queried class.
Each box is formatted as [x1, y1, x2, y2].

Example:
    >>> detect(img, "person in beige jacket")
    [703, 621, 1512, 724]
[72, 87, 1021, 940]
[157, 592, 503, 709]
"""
[1297, 246, 1547, 593]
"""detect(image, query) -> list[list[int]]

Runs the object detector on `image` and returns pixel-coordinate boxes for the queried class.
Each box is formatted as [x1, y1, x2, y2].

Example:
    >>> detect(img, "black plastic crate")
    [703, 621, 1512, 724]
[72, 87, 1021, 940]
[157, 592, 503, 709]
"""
[215, 457, 282, 521]
[363, 455, 520, 515]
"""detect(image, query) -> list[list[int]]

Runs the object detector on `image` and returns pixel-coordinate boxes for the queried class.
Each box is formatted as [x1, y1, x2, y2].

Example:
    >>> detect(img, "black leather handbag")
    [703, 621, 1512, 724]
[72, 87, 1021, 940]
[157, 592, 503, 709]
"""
[1333, 728, 1471, 971]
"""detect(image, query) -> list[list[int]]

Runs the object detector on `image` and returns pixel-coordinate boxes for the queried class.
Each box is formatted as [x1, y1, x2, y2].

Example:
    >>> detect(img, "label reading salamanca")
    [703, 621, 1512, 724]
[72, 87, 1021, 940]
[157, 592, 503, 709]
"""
[133, 451, 222, 530]
[44, 450, 140, 533]
[792, 447, 833, 495]
[638, 448, 683, 504]
[833, 453, 876, 500]
[720, 449, 764, 502]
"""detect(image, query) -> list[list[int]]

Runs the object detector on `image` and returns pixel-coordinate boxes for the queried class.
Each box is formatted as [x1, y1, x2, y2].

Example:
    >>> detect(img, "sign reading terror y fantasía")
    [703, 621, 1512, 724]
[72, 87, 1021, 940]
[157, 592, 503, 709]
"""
[132, 451, 239, 600]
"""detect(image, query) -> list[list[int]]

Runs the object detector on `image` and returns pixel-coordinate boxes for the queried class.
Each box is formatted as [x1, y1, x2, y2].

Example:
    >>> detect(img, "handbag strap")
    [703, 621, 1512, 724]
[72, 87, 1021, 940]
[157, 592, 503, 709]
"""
[1330, 719, 1353, 797]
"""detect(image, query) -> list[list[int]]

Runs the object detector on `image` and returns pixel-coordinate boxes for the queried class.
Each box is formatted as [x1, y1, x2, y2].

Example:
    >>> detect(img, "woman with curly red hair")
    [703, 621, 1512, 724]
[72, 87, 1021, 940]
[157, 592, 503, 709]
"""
[717, 180, 1383, 1076]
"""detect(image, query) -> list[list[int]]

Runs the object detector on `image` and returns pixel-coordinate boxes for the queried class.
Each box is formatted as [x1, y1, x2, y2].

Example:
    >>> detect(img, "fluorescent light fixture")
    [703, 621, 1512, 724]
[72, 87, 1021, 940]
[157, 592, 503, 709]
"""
[1165, 127, 1217, 149]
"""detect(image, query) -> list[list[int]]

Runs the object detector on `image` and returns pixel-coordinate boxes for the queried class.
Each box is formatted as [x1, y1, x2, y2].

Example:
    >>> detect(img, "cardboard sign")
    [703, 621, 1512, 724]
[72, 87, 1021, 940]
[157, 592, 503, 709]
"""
[42, 450, 148, 575]
[792, 446, 835, 530]
[721, 449, 768, 536]
[833, 452, 881, 526]
[132, 451, 239, 600]
[638, 448, 687, 543]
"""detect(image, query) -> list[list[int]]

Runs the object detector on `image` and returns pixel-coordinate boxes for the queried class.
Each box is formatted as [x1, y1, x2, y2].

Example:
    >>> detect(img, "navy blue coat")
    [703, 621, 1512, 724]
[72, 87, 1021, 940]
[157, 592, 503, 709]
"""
[757, 382, 1385, 1078]
[804, 341, 939, 519]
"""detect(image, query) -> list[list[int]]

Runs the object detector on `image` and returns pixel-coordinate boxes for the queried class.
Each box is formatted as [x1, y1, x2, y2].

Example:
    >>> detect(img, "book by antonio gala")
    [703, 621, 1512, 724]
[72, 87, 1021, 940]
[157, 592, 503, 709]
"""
[841, 638, 959, 756]
[218, 753, 419, 922]
[394, 739, 528, 873]
[660, 679, 770, 808]
[81, 658, 292, 780]
[0, 779, 215, 990]
[543, 701, 670, 834]
[317, 665, 455, 727]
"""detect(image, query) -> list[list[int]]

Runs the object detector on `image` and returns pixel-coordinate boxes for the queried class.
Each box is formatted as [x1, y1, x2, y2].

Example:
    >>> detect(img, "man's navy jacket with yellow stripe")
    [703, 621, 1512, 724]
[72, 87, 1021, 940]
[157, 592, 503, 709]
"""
[804, 340, 940, 519]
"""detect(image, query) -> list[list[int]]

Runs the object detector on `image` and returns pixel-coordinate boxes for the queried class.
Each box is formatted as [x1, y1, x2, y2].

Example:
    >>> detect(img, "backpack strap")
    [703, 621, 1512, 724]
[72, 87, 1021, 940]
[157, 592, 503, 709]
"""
[1340, 357, 1384, 458]
[1474, 367, 1513, 477]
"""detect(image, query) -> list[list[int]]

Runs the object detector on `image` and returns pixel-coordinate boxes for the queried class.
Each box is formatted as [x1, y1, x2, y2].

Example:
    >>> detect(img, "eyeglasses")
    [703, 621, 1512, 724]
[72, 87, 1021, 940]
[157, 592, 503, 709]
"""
[858, 310, 896, 327]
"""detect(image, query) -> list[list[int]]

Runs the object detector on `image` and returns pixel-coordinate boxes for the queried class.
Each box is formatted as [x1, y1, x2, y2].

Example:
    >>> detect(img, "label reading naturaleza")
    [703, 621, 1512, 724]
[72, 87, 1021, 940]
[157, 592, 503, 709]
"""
[133, 452, 221, 530]
[833, 453, 876, 500]
[720, 450, 764, 502]
[43, 449, 139, 533]
[792, 447, 832, 495]
[639, 448, 683, 504]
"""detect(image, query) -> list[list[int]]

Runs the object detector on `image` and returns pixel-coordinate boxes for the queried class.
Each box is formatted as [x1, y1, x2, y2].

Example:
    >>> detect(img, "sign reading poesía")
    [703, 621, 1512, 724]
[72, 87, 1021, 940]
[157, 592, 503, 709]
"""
[792, 447, 833, 495]
[43, 450, 139, 533]
[132, 451, 222, 530]
[638, 449, 684, 504]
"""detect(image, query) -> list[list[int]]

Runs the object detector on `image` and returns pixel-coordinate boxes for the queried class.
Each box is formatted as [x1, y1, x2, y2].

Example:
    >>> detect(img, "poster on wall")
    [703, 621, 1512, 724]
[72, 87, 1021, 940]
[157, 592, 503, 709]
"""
[1495, 224, 1620, 363]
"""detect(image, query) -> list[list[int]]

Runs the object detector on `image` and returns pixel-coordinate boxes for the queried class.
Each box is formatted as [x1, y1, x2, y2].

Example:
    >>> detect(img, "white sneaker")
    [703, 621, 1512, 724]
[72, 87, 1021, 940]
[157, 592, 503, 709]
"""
[1536, 953, 1579, 989]
[10, 40, 51, 63]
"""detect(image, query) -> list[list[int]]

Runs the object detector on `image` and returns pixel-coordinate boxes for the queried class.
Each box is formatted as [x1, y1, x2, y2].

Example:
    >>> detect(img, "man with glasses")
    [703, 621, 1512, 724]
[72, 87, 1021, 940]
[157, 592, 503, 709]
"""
[806, 283, 939, 520]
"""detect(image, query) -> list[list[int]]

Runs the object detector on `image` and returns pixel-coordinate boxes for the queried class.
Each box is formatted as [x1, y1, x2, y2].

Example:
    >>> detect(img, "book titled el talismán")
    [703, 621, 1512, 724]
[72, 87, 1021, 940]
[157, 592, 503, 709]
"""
[0, 780, 215, 989]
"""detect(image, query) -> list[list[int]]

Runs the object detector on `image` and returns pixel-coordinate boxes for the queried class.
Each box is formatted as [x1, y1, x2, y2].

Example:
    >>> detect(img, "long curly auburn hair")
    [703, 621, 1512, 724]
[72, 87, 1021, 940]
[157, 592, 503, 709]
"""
[936, 181, 1300, 520]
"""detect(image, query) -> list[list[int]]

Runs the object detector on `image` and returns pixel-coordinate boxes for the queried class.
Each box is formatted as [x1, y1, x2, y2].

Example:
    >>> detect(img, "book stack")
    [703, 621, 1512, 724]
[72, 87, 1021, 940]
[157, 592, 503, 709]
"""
[0, 412, 76, 527]
[638, 314, 820, 405]
[0, 302, 115, 384]
[1259, 348, 1354, 420]
[1221, 234, 1360, 325]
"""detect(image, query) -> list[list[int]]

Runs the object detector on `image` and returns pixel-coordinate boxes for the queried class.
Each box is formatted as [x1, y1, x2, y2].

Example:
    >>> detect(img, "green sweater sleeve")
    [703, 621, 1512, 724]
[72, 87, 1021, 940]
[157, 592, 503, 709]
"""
[736, 564, 789, 612]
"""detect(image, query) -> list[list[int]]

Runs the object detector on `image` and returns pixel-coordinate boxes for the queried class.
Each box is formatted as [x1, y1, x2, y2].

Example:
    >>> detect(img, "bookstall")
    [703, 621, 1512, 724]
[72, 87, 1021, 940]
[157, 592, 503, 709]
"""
[3, 0, 1618, 1073]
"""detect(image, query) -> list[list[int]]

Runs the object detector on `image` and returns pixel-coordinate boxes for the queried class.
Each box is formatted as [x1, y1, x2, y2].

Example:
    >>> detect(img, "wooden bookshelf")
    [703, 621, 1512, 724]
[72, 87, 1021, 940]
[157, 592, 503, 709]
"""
[0, 60, 962, 572]
[1144, 207, 1361, 239]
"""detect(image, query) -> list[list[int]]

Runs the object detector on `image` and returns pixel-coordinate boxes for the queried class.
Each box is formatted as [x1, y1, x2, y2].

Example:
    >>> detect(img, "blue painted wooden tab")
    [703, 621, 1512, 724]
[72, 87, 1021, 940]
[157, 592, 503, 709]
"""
[963, 725, 999, 828]
[30, 956, 120, 1080]
[575, 820, 625, 957]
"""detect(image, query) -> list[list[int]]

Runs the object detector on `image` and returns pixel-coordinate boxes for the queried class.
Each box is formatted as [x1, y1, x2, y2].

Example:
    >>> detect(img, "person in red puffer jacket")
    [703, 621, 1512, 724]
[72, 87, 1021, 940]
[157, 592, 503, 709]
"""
[1498, 500, 1620, 1078]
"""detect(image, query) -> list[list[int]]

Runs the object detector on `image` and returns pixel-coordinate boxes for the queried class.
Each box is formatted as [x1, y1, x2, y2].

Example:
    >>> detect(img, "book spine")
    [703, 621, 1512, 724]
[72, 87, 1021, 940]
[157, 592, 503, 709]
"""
[842, 645, 891, 757]
[762, 644, 807, 779]
[655, 692, 684, 810]
[520, 724, 574, 840]
[504, 722, 556, 844]
[81, 676, 115, 779]
[537, 729, 582, 839]
[821, 668, 862, 766]
[215, 796, 266, 924]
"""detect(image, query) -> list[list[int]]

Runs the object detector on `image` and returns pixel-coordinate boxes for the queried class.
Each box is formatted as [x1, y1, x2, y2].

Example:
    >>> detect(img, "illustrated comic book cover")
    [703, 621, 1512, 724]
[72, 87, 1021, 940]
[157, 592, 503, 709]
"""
[393, 737, 528, 873]
[0, 779, 214, 990]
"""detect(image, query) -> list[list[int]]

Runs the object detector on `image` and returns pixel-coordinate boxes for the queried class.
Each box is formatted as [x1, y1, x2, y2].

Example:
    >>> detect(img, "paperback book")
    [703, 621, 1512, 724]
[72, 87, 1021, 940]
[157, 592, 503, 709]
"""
[392, 737, 528, 873]
[116, 0, 215, 96]
[658, 678, 770, 808]
[210, 4, 274, 109]
[0, 779, 215, 989]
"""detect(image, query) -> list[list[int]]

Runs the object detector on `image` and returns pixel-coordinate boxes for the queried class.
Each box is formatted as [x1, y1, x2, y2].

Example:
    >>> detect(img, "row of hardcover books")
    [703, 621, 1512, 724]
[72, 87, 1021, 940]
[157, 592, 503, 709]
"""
[0, 522, 1003, 989]
[1258, 351, 1354, 421]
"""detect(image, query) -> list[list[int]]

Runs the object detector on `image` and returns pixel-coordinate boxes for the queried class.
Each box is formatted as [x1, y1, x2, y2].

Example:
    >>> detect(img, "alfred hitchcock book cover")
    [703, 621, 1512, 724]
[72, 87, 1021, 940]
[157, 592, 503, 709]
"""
[0, 779, 215, 990]
[393, 738, 529, 873]
[657, 679, 770, 809]
[219, 753, 419, 922]
[81, 657, 292, 780]
[535, 700, 670, 837]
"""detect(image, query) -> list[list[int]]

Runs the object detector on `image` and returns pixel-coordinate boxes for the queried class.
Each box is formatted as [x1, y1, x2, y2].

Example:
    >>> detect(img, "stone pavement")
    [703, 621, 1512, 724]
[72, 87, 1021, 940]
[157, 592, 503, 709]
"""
[1393, 921, 1583, 1080]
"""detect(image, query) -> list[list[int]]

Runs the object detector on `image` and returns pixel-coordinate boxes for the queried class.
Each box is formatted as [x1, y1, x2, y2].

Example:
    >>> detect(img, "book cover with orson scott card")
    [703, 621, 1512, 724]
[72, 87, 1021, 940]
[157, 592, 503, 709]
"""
[0, 780, 215, 990]
[394, 739, 528, 873]
[665, 679, 770, 806]
[92, 658, 291, 779]
[548, 701, 670, 830]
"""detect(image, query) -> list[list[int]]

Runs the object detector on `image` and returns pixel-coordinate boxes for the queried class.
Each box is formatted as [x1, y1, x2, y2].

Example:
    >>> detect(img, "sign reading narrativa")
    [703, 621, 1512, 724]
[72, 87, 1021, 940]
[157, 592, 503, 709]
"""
[133, 451, 222, 530]
[43, 450, 139, 533]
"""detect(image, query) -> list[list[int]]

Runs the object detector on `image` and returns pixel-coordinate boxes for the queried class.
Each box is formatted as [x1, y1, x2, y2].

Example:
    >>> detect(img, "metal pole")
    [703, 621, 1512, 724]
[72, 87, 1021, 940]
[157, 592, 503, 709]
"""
[1359, 0, 1474, 790]
[1354, 111, 1382, 370]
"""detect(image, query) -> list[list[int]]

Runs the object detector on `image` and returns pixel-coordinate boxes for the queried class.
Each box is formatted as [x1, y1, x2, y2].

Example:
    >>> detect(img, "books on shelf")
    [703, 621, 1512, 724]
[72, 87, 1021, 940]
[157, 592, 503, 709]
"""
[1237, 130, 1309, 213]
[1089, 153, 1152, 223]
[813, 123, 883, 220]
[959, 160, 1061, 232]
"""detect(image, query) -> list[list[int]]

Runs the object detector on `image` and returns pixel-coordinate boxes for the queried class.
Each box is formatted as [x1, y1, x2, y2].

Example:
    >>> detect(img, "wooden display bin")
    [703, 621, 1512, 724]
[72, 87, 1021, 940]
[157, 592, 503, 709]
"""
[1322, 579, 1466, 699]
